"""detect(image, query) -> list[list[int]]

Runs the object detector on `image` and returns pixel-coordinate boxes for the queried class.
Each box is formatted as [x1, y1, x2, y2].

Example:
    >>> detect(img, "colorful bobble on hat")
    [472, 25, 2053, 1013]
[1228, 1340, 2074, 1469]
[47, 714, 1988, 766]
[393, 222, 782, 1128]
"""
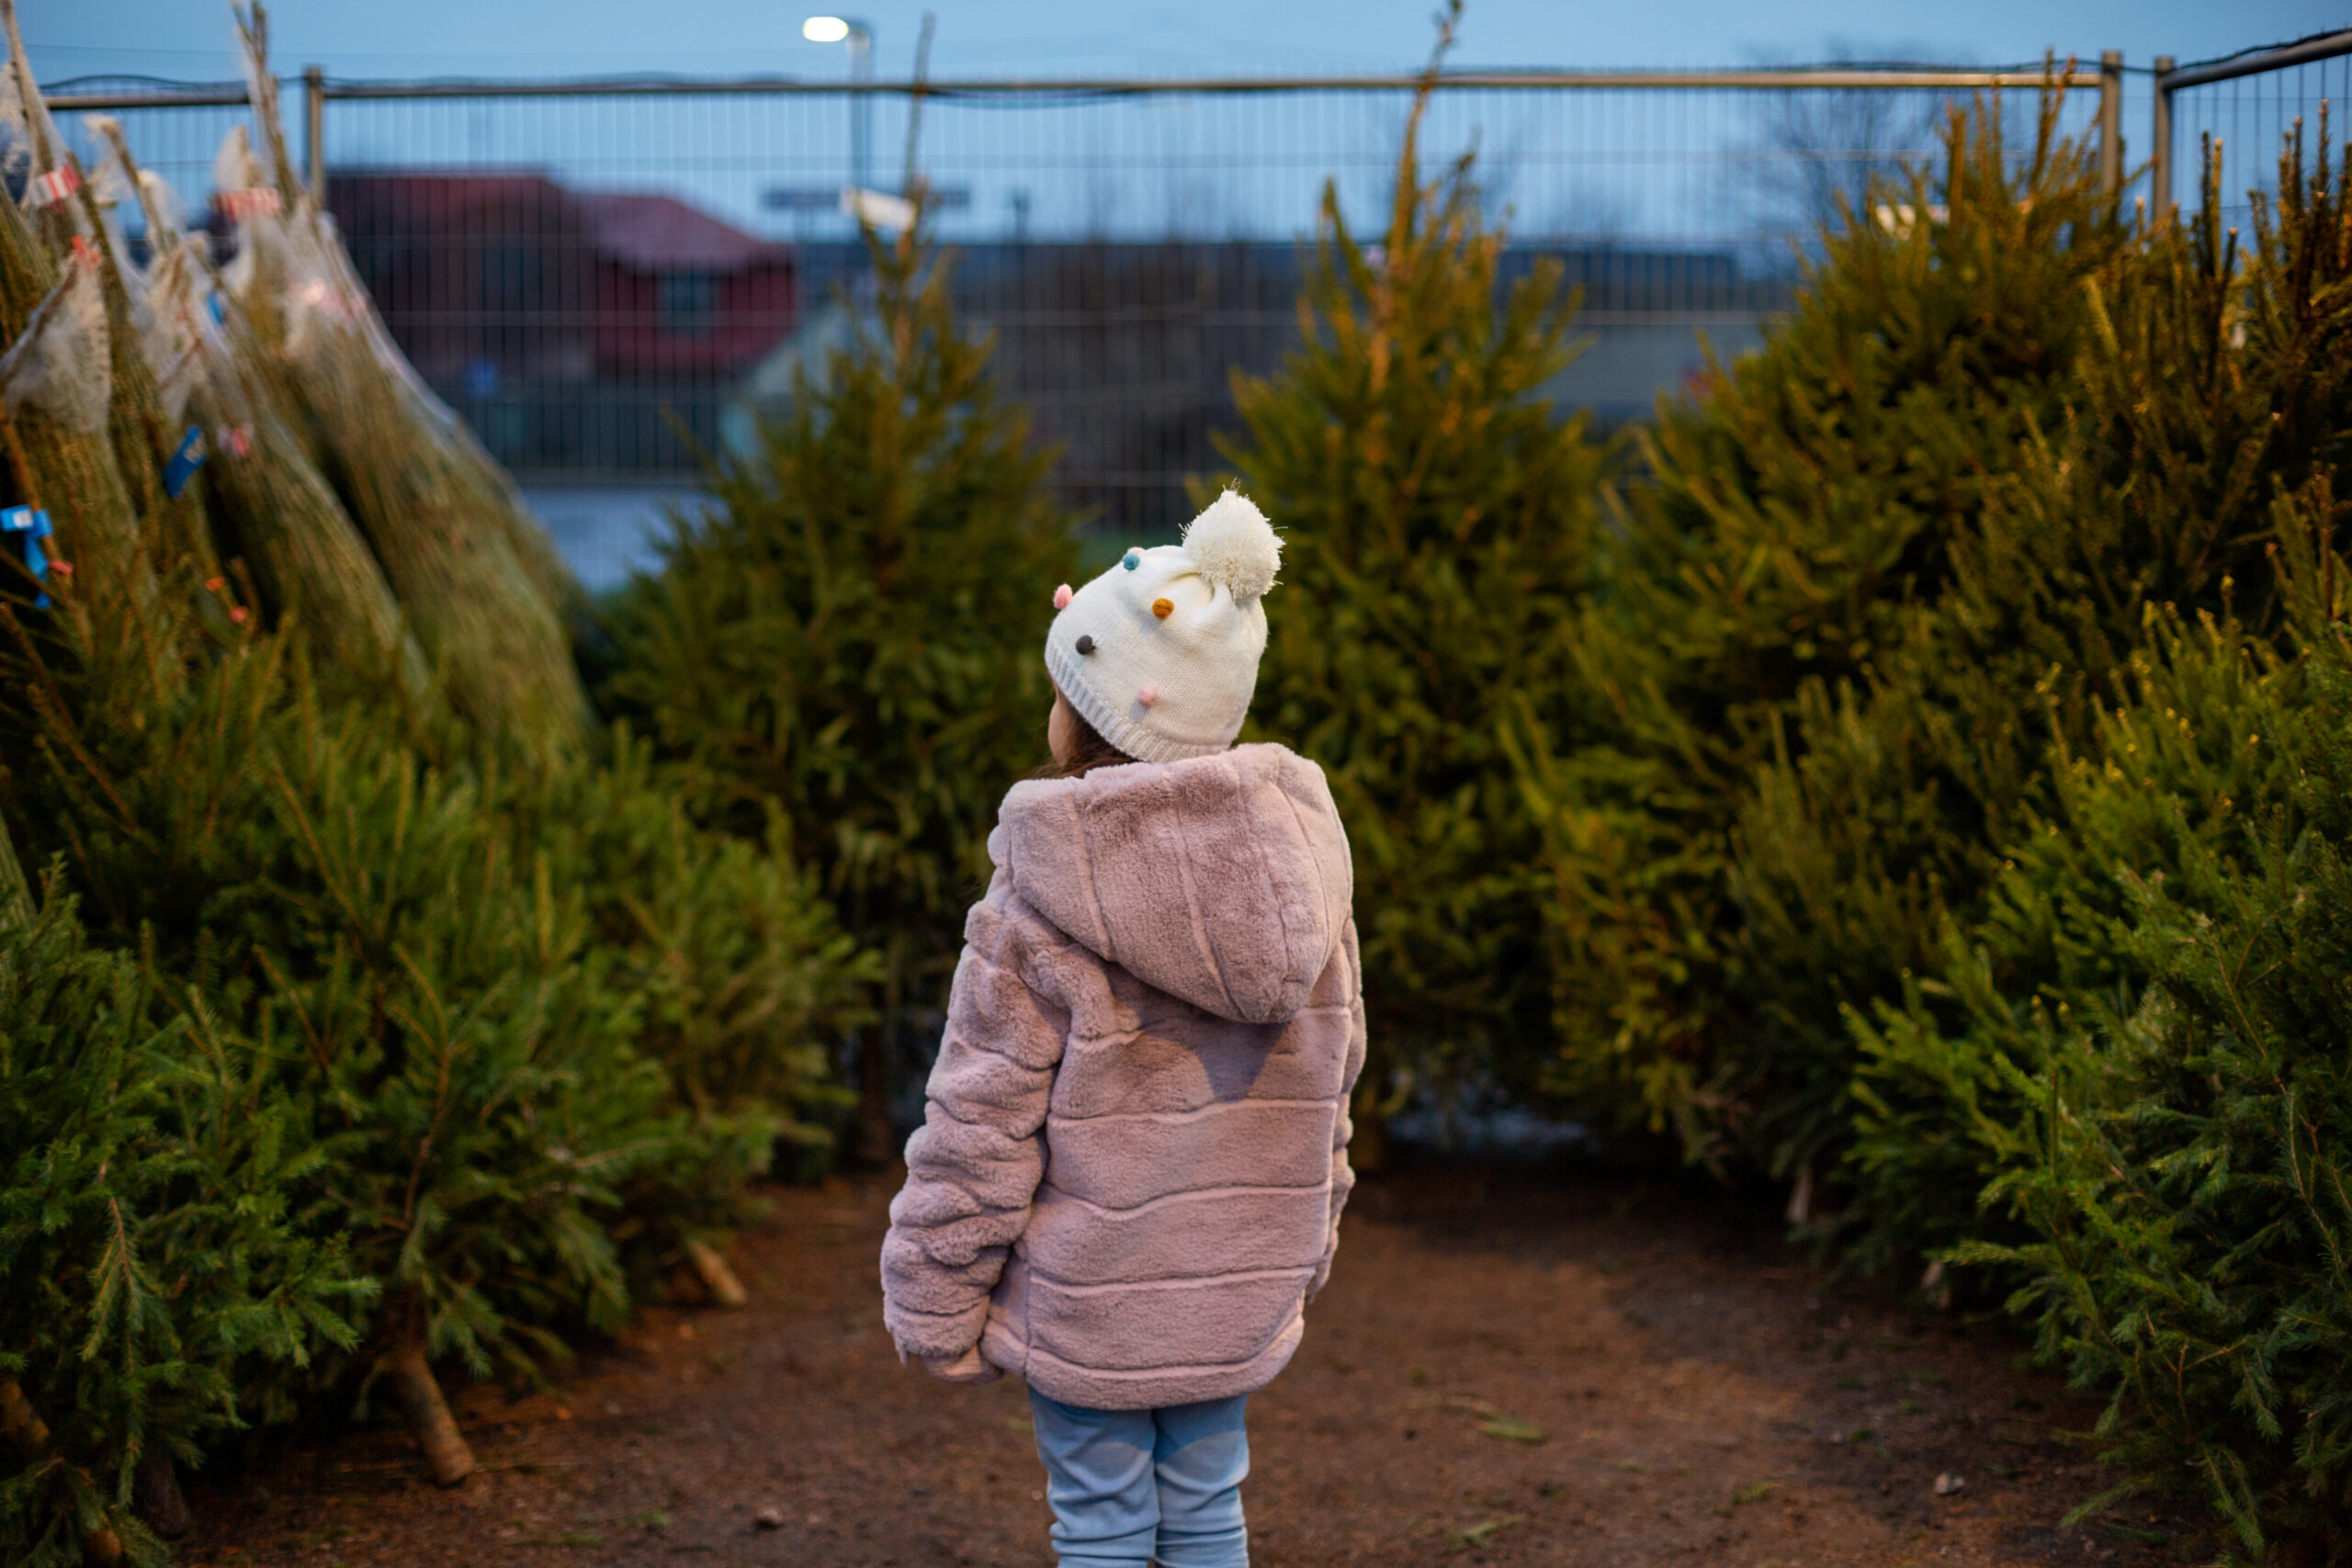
[1122, 548, 1142, 570]
[1136, 684, 1159, 707]
[1151, 597, 1174, 619]
[1075, 635, 1096, 655]
[1053, 582, 1072, 609]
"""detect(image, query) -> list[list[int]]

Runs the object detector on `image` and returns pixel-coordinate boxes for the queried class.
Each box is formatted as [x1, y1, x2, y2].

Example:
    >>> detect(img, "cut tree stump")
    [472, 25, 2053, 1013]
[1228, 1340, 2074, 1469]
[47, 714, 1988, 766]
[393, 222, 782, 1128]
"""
[387, 1341, 476, 1486]
[684, 1238, 749, 1308]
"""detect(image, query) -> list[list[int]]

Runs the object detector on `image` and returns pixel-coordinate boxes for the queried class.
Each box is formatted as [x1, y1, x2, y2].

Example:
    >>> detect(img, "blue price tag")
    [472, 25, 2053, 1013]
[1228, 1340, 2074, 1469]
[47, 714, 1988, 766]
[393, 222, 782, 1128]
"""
[2, 505, 55, 606]
[163, 425, 207, 499]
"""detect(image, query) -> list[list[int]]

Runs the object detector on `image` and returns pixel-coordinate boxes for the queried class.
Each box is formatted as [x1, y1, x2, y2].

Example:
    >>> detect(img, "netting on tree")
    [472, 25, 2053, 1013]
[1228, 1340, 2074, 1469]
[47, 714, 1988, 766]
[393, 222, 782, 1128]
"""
[0, 262, 107, 436]
[216, 9, 589, 760]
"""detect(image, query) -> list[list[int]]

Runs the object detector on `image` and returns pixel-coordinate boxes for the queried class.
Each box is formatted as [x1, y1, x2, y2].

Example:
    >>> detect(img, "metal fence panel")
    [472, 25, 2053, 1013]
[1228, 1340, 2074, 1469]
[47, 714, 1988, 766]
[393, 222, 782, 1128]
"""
[43, 44, 2336, 580]
[2157, 34, 2352, 232]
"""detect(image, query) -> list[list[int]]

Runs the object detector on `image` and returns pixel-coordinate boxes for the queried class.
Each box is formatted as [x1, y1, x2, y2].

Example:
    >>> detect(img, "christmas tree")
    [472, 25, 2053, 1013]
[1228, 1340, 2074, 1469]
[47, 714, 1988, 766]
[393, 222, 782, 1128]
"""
[91, 118, 428, 702]
[602, 209, 1077, 1159]
[1217, 0, 1607, 1136]
[0, 3, 154, 617]
[0, 33, 866, 1535]
[1521, 83, 2130, 1178]
[2, 885, 363, 1565]
[1906, 486, 2352, 1554]
[1820, 118, 2352, 1265]
[216, 6, 589, 762]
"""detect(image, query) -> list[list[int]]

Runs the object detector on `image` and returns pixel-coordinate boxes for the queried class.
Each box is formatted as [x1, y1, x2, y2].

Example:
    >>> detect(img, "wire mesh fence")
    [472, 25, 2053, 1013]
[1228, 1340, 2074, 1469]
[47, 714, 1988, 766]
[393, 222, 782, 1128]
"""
[2157, 35, 2352, 235]
[42, 32, 2346, 581]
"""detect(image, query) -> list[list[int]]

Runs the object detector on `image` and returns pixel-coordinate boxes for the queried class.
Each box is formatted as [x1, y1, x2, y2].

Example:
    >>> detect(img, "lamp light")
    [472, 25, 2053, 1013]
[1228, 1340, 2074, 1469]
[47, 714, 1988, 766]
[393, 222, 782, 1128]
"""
[801, 16, 876, 193]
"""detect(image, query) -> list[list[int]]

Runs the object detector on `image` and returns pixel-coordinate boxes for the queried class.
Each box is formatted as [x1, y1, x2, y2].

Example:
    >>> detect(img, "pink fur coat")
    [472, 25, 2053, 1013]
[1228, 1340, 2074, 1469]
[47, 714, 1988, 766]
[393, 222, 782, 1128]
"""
[879, 743, 1365, 1410]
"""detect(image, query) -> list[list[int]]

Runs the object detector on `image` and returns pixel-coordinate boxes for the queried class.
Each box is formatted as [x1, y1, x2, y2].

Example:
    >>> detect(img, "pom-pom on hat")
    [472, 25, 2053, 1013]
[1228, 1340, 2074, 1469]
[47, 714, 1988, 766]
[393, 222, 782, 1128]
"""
[1046, 490, 1282, 763]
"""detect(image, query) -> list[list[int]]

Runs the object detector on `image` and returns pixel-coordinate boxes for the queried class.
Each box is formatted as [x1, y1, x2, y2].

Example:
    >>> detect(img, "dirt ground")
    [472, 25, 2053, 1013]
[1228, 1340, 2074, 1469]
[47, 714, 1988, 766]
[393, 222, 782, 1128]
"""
[181, 1158, 2199, 1567]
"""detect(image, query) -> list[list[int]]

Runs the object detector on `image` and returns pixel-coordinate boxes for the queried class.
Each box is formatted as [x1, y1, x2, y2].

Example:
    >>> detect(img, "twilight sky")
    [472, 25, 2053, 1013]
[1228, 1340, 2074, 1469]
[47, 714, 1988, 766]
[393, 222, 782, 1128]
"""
[21, 0, 2347, 85]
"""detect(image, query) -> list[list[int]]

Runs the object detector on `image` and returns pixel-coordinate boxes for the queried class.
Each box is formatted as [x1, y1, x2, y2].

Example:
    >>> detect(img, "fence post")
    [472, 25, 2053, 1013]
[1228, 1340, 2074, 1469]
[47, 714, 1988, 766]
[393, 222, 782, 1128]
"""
[2098, 51, 2122, 197]
[304, 65, 325, 201]
[2150, 55, 2176, 218]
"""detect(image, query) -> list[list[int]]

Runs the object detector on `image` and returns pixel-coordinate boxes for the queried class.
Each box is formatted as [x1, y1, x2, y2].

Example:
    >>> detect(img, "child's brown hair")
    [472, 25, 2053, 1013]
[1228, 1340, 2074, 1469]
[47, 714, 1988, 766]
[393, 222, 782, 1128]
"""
[1035, 698, 1133, 781]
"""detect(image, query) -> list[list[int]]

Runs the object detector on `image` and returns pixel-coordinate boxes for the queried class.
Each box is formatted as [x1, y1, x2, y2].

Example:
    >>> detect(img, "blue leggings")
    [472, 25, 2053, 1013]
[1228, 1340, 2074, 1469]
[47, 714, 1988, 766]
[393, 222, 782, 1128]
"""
[1027, 1389, 1250, 1567]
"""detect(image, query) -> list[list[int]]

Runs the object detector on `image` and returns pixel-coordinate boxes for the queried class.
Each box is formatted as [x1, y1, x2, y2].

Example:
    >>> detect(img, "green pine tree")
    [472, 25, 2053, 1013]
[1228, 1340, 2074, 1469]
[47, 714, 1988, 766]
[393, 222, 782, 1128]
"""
[601, 213, 1077, 1159]
[2, 886, 364, 1567]
[3, 291, 864, 1506]
[1818, 118, 2352, 1266]
[1517, 84, 2179, 1185]
[1905, 487, 2352, 1557]
[1216, 1, 1607, 1136]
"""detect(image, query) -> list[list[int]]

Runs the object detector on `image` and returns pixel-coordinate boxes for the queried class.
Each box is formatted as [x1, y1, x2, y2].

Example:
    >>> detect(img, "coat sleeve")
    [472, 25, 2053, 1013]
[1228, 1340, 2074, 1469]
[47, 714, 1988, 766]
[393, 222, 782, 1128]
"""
[1307, 920, 1367, 1303]
[880, 876, 1069, 1362]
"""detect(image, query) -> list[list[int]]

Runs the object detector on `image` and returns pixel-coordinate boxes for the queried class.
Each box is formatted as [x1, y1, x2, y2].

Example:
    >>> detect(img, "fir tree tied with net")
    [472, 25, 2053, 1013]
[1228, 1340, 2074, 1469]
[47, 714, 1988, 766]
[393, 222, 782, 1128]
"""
[602, 206, 1077, 1161]
[0, 5, 159, 620]
[69, 153, 222, 599]
[214, 5, 590, 765]
[1216, 0, 1606, 1143]
[91, 118, 429, 704]
[0, 46, 865, 1536]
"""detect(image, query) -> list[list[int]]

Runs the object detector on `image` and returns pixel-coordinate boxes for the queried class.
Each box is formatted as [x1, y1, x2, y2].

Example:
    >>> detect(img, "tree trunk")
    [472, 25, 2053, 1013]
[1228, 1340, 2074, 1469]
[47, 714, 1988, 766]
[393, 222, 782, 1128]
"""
[135, 1450, 192, 1538]
[387, 1339, 475, 1486]
[856, 1025, 898, 1168]
[1785, 1163, 1816, 1225]
[684, 1238, 748, 1308]
[1349, 1074, 1392, 1176]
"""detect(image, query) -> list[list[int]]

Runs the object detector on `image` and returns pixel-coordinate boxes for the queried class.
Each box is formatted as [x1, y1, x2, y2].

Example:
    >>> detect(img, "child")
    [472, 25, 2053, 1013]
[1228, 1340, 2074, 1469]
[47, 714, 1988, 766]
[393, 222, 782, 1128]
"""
[880, 491, 1364, 1568]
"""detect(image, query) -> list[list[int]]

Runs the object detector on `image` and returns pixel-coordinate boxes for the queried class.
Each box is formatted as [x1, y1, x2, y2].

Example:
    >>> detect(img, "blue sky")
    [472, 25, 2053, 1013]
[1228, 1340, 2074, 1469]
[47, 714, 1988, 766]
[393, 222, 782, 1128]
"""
[23, 0, 2347, 85]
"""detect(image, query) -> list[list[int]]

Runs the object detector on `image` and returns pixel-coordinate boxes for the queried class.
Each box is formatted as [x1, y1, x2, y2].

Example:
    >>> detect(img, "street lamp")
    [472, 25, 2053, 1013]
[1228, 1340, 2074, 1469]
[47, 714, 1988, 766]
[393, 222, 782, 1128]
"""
[803, 15, 875, 192]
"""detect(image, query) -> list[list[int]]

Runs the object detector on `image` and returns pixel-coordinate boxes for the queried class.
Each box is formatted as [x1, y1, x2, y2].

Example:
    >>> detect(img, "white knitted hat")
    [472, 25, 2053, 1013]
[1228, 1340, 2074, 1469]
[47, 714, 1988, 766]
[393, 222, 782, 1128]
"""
[1045, 491, 1283, 763]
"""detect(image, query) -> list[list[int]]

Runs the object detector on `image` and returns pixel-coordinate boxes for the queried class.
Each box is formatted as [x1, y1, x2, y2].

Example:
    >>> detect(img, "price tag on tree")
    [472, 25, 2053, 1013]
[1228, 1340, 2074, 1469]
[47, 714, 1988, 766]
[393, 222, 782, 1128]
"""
[1, 505, 57, 606]
[163, 426, 208, 499]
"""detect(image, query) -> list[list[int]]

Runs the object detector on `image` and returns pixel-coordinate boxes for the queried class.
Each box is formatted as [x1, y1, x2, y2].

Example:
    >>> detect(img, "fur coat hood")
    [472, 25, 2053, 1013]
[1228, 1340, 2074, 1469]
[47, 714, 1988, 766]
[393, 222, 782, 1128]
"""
[994, 742, 1354, 1025]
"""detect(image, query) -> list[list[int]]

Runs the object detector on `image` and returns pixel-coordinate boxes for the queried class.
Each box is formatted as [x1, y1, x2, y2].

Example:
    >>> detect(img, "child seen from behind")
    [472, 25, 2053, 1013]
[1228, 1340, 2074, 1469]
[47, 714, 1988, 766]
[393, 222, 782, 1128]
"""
[880, 491, 1364, 1567]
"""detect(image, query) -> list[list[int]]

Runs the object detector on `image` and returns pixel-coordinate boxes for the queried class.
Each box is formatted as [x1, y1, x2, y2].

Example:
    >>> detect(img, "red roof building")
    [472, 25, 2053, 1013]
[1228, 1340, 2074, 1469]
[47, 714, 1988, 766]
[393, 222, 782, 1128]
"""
[325, 171, 797, 385]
